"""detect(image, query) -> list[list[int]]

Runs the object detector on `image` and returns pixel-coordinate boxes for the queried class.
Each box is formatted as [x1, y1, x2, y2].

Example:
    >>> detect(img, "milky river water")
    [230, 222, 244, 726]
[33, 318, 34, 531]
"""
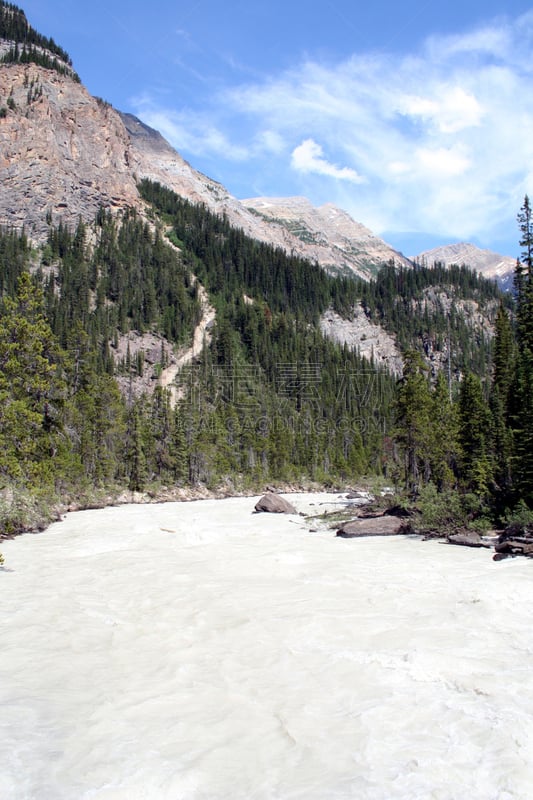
[1, 494, 532, 800]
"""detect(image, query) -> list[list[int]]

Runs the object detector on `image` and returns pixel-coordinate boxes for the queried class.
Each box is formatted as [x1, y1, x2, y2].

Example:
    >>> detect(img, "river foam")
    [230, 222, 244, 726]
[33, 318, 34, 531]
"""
[1, 494, 532, 799]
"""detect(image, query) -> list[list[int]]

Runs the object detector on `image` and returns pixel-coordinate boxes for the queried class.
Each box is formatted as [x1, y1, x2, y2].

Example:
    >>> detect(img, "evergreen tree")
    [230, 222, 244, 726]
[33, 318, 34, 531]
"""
[516, 196, 533, 352]
[394, 350, 433, 493]
[429, 371, 459, 491]
[489, 304, 514, 508]
[0, 272, 67, 485]
[457, 373, 492, 497]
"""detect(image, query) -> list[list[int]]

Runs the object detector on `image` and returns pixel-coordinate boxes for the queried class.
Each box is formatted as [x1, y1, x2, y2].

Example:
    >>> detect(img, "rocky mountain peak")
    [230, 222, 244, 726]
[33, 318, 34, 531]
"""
[243, 196, 412, 279]
[416, 242, 515, 290]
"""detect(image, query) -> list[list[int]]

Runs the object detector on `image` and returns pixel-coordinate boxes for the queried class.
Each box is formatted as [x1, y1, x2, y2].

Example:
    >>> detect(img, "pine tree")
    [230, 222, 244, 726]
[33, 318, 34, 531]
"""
[489, 304, 514, 508]
[515, 197, 533, 352]
[394, 350, 433, 493]
[429, 371, 459, 491]
[0, 272, 67, 485]
[457, 373, 493, 497]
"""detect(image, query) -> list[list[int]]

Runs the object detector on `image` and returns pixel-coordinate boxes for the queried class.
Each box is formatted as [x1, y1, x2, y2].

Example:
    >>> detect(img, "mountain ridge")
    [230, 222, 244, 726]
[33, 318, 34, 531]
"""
[416, 242, 515, 290]
[242, 195, 412, 279]
[0, 0, 515, 287]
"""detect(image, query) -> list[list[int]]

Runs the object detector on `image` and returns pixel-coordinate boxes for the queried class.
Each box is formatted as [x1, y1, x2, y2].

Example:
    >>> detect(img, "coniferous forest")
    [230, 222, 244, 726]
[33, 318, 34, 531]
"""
[0, 0, 79, 80]
[0, 178, 531, 536]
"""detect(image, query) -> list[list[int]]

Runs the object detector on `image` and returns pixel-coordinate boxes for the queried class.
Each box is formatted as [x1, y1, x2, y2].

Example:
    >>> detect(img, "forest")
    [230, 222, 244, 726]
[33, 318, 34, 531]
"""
[0, 182, 530, 537]
[0, 0, 79, 80]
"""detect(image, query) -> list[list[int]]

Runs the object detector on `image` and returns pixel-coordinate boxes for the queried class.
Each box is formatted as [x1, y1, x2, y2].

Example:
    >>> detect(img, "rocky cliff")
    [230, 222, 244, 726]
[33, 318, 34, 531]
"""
[0, 63, 139, 237]
[243, 196, 412, 279]
[0, 53, 410, 282]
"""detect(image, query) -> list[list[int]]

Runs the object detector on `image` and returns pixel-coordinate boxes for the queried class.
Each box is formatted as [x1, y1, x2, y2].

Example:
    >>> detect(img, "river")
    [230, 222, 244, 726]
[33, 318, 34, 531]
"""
[1, 494, 532, 799]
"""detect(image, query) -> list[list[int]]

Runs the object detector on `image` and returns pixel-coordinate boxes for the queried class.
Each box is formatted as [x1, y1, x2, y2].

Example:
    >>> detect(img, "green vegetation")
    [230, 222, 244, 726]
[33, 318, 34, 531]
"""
[0, 1, 80, 81]
[0, 181, 521, 538]
[390, 196, 533, 531]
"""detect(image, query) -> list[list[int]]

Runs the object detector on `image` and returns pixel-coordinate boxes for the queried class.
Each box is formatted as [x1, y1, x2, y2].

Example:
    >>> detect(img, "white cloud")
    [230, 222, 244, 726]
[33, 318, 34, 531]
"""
[132, 11, 533, 250]
[254, 129, 286, 155]
[291, 139, 365, 183]
[399, 87, 483, 133]
[425, 26, 512, 61]
[416, 146, 471, 177]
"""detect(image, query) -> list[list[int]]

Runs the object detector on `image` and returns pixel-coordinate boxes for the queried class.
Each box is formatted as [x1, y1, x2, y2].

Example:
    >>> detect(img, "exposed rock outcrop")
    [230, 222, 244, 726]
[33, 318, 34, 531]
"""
[336, 516, 411, 537]
[494, 524, 533, 559]
[254, 493, 297, 514]
[0, 64, 140, 238]
[416, 242, 515, 291]
[320, 306, 403, 376]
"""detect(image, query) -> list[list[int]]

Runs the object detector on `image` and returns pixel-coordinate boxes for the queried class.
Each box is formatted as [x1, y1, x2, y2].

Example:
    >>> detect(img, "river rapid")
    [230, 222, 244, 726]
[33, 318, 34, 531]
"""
[1, 494, 532, 799]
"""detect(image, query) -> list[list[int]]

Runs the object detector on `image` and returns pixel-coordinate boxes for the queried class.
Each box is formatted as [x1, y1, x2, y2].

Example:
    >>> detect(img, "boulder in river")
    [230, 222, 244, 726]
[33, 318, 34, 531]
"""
[447, 532, 491, 548]
[254, 493, 297, 514]
[336, 516, 411, 537]
[494, 525, 533, 558]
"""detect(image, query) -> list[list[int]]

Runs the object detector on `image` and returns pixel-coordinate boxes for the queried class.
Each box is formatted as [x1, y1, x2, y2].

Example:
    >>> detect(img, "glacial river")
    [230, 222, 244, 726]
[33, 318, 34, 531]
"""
[1, 494, 532, 799]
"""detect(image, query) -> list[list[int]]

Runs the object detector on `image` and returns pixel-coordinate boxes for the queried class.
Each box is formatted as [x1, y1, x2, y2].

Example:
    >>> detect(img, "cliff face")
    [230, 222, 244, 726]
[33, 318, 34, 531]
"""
[0, 63, 140, 237]
[243, 197, 412, 279]
[0, 57, 410, 280]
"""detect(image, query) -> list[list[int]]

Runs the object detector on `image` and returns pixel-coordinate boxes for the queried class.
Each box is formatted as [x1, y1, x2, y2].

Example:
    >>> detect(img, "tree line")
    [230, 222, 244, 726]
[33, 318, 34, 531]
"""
[0, 1, 80, 81]
[0, 185, 516, 533]
[391, 197, 533, 528]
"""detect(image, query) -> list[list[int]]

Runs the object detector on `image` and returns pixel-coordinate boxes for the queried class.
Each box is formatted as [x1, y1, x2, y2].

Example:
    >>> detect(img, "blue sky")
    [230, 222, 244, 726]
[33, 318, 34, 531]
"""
[21, 1, 533, 257]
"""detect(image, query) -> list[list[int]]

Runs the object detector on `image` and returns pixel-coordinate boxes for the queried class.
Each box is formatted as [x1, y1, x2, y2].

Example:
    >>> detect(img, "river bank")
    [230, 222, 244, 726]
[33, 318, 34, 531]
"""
[0, 478, 347, 541]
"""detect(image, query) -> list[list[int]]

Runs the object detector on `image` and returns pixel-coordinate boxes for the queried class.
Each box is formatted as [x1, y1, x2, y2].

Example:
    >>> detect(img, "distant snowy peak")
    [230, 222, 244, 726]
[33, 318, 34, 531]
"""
[243, 196, 412, 279]
[416, 242, 515, 290]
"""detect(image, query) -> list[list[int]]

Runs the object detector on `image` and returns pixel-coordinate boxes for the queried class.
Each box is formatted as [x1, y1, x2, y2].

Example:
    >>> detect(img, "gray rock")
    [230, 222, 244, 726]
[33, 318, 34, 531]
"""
[495, 539, 533, 558]
[254, 493, 297, 514]
[494, 524, 533, 558]
[447, 532, 490, 548]
[336, 516, 410, 537]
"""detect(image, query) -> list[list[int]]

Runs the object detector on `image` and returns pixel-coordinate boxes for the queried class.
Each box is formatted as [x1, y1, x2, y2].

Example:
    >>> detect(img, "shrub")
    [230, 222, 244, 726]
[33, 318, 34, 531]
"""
[416, 483, 464, 532]
[503, 500, 533, 530]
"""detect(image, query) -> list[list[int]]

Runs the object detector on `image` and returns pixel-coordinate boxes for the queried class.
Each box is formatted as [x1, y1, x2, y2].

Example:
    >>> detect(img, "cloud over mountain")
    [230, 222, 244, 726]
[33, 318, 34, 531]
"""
[134, 11, 533, 254]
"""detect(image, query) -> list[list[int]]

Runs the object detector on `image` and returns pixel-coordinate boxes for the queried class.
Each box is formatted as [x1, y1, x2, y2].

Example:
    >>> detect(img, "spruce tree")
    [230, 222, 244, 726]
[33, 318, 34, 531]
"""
[394, 350, 433, 493]
[0, 272, 67, 485]
[457, 373, 493, 497]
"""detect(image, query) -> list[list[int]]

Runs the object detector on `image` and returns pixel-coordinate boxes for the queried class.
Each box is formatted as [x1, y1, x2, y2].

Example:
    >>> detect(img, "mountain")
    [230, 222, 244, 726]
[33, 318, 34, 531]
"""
[0, 11, 407, 281]
[124, 118, 410, 279]
[0, 1, 515, 535]
[242, 196, 411, 279]
[416, 242, 515, 291]
[0, 64, 139, 236]
[0, 7, 504, 386]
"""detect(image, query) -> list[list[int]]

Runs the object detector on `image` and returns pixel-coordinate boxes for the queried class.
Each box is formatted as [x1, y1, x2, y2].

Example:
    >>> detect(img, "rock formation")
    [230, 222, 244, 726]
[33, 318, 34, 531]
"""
[244, 196, 412, 280]
[320, 306, 403, 376]
[0, 64, 139, 238]
[254, 493, 297, 514]
[416, 242, 515, 291]
[494, 524, 533, 559]
[336, 516, 411, 537]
